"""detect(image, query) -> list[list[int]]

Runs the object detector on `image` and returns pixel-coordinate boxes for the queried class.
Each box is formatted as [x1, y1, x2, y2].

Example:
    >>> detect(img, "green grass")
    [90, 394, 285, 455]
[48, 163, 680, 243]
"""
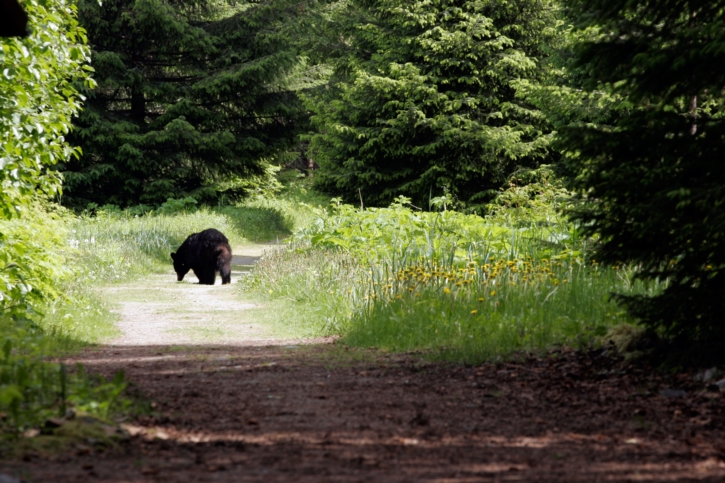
[69, 208, 248, 282]
[244, 196, 662, 363]
[0, 320, 131, 441]
[0, 206, 133, 441]
[40, 291, 121, 346]
[220, 179, 328, 242]
[241, 246, 358, 336]
[342, 255, 654, 363]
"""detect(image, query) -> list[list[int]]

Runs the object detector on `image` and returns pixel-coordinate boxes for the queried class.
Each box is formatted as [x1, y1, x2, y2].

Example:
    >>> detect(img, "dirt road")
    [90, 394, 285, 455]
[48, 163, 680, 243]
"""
[4, 247, 725, 482]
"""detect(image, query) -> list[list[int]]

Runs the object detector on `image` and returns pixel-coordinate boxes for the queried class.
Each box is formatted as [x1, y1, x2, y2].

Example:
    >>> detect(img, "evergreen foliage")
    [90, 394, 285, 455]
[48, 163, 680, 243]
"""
[561, 0, 725, 356]
[303, 0, 560, 211]
[62, 0, 311, 208]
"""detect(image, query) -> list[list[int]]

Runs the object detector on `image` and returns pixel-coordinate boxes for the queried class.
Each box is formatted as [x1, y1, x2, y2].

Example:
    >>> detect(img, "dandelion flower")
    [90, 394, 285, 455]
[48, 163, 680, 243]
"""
[490, 290, 496, 296]
[478, 297, 485, 302]
[470, 310, 478, 315]
[443, 287, 451, 294]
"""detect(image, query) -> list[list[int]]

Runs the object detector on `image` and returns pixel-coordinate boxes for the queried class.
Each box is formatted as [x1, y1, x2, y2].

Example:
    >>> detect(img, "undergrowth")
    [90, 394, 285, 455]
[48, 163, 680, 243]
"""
[244, 184, 662, 363]
[0, 206, 129, 439]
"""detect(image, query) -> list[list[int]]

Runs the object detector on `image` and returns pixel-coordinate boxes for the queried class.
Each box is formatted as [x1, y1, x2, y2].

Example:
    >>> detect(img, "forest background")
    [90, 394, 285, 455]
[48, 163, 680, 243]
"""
[1, 0, 724, 440]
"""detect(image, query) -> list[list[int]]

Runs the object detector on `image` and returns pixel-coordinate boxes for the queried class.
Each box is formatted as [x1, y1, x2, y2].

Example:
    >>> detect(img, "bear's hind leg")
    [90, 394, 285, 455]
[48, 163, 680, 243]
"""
[216, 244, 232, 284]
[220, 265, 231, 284]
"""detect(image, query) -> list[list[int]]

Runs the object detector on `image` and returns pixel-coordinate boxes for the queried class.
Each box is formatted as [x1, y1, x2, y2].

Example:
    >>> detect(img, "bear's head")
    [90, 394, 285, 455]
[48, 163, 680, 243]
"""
[170, 252, 190, 281]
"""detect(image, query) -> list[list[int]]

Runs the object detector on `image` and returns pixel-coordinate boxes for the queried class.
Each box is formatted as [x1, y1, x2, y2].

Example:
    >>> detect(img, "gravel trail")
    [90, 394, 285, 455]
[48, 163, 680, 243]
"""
[101, 247, 293, 347]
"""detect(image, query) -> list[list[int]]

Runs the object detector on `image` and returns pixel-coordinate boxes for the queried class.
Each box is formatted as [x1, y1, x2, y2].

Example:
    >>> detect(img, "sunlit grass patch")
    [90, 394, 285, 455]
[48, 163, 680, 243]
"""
[240, 245, 358, 336]
[41, 291, 121, 345]
[246, 197, 663, 363]
[342, 255, 646, 363]
[68, 208, 247, 283]
[221, 198, 324, 244]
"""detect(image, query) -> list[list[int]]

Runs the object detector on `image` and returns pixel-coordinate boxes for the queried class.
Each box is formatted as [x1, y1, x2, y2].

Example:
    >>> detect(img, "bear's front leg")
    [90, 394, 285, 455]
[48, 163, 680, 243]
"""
[194, 267, 216, 285]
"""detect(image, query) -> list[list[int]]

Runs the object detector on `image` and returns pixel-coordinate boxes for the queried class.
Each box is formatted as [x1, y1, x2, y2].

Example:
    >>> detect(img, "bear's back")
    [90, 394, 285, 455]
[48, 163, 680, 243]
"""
[198, 228, 229, 245]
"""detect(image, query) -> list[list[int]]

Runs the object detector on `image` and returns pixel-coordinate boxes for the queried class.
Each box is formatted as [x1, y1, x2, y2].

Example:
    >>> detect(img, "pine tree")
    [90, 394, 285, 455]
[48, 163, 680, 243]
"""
[303, 0, 559, 211]
[561, 0, 725, 357]
[62, 0, 309, 208]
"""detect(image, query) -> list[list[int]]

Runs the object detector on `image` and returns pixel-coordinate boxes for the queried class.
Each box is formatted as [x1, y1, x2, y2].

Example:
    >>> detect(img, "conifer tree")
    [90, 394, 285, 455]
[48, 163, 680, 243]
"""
[62, 0, 309, 207]
[303, 0, 559, 211]
[561, 0, 725, 357]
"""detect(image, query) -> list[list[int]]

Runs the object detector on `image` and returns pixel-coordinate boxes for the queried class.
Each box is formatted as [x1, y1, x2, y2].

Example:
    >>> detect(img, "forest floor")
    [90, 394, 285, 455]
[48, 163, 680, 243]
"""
[4, 246, 725, 482]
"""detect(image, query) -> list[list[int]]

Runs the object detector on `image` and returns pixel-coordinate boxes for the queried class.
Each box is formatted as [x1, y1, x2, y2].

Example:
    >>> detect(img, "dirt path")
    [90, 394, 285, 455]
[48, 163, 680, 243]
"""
[100, 252, 275, 347]
[4, 246, 725, 482]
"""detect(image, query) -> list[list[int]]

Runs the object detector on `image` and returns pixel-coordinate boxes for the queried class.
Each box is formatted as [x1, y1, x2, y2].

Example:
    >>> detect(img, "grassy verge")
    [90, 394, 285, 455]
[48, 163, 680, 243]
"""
[69, 208, 248, 282]
[0, 206, 131, 443]
[243, 194, 662, 363]
[242, 246, 359, 336]
[219, 179, 326, 242]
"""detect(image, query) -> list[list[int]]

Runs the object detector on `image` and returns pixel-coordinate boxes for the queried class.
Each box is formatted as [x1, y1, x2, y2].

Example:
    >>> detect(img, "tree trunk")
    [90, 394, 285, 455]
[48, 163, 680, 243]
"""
[131, 86, 145, 125]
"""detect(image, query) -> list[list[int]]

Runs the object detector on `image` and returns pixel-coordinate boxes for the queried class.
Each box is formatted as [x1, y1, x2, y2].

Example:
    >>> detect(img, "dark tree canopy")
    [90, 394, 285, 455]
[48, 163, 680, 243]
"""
[561, 0, 725, 355]
[62, 0, 309, 208]
[303, 0, 559, 212]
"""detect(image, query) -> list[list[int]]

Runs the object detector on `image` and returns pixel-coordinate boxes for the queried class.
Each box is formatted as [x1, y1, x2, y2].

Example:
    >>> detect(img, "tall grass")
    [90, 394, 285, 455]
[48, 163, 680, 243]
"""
[0, 328, 130, 438]
[0, 206, 131, 439]
[220, 179, 328, 242]
[244, 196, 662, 363]
[343, 253, 654, 363]
[241, 246, 359, 334]
[69, 208, 247, 282]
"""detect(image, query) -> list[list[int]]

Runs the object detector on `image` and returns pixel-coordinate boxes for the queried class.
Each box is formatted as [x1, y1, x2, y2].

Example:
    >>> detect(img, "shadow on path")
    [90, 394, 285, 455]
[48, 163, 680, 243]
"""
[7, 345, 725, 482]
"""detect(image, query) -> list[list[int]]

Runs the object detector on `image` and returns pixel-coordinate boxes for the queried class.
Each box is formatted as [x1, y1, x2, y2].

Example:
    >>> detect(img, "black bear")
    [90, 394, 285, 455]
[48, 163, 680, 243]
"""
[170, 229, 232, 285]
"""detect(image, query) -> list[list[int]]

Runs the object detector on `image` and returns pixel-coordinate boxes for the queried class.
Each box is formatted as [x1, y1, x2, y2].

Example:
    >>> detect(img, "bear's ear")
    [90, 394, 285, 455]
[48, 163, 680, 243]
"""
[170, 252, 176, 260]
